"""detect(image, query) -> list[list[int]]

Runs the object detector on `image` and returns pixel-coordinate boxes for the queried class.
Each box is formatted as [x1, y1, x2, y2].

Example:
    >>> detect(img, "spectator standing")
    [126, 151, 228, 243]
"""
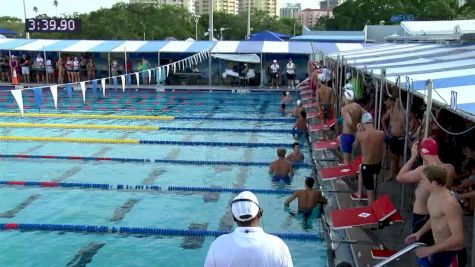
[86, 58, 96, 81]
[0, 53, 10, 82]
[286, 58, 296, 89]
[204, 191, 293, 267]
[45, 57, 54, 83]
[20, 54, 30, 83]
[270, 60, 280, 89]
[65, 56, 73, 83]
[72, 57, 80, 82]
[35, 53, 45, 83]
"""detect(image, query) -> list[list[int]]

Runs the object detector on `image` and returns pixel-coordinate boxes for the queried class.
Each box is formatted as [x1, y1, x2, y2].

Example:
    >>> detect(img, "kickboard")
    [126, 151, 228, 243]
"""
[350, 193, 368, 201]
[313, 140, 339, 150]
[371, 249, 397, 259]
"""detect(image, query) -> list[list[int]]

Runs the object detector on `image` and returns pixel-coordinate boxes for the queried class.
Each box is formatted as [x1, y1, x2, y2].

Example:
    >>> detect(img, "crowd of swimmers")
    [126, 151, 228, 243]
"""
[297, 60, 475, 266]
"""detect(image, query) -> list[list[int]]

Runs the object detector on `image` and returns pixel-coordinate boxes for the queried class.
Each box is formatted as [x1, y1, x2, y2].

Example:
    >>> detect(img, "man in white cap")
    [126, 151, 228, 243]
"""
[270, 60, 280, 89]
[204, 191, 293, 267]
[339, 87, 366, 165]
[353, 112, 384, 204]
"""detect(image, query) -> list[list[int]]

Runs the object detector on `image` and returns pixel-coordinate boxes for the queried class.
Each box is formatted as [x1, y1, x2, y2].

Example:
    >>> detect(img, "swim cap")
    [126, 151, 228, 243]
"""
[286, 91, 290, 96]
[273, 59, 277, 63]
[344, 83, 353, 91]
[361, 112, 373, 124]
[231, 191, 261, 222]
[318, 73, 326, 82]
[296, 100, 301, 106]
[344, 89, 355, 102]
[420, 138, 439, 156]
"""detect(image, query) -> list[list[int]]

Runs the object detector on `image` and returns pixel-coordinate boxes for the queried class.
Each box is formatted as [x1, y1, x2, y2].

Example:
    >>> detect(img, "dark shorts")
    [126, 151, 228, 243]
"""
[271, 72, 278, 79]
[272, 174, 291, 185]
[340, 133, 355, 154]
[298, 209, 312, 220]
[281, 103, 286, 110]
[361, 163, 381, 190]
[418, 249, 467, 267]
[412, 213, 434, 246]
[287, 73, 295, 80]
[321, 104, 332, 120]
[385, 135, 405, 155]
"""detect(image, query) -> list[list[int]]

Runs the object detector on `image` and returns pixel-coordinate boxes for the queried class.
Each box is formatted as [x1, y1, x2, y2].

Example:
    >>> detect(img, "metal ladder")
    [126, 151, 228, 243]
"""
[374, 242, 427, 267]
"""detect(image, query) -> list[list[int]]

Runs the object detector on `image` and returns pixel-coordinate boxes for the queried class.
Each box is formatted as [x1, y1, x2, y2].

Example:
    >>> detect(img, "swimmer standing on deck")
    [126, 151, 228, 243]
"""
[269, 147, 294, 187]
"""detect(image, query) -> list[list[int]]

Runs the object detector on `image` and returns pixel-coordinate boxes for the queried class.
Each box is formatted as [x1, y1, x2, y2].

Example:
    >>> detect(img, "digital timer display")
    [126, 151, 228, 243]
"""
[25, 19, 81, 33]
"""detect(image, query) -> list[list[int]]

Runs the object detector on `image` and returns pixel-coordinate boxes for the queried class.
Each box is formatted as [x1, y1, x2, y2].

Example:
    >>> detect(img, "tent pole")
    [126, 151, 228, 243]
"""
[108, 53, 111, 78]
[377, 69, 385, 130]
[208, 52, 212, 86]
[124, 48, 128, 75]
[401, 82, 412, 210]
[44, 46, 48, 84]
[260, 53, 263, 87]
[374, 78, 379, 129]
[424, 80, 433, 138]
[8, 50, 12, 80]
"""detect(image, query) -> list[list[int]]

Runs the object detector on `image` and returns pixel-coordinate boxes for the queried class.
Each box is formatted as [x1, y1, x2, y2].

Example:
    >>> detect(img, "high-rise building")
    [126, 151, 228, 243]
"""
[195, 0, 239, 15]
[239, 0, 280, 18]
[319, 0, 345, 10]
[298, 8, 332, 27]
[280, 3, 301, 19]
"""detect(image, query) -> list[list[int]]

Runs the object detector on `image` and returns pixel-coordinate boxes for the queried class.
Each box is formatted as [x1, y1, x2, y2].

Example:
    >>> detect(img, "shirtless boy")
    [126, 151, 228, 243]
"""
[383, 97, 406, 179]
[284, 177, 327, 219]
[340, 89, 366, 165]
[405, 165, 466, 267]
[397, 138, 456, 247]
[269, 147, 294, 187]
[316, 74, 334, 122]
[286, 142, 304, 162]
[353, 113, 384, 204]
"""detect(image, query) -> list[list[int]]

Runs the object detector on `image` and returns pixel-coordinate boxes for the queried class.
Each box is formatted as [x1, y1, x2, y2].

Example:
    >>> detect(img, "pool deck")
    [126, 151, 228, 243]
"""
[302, 97, 474, 267]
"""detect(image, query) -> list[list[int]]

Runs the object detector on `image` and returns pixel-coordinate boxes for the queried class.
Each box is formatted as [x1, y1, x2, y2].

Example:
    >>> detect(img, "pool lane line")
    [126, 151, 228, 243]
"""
[0, 122, 292, 133]
[0, 136, 297, 148]
[0, 112, 293, 122]
[0, 223, 323, 242]
[0, 112, 174, 120]
[0, 154, 312, 168]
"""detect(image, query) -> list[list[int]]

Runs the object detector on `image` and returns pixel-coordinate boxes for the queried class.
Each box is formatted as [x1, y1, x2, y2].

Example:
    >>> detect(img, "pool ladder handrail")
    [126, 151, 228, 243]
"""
[373, 242, 427, 267]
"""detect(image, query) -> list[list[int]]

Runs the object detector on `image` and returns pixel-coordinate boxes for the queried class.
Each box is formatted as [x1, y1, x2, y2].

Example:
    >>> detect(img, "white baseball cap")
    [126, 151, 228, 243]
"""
[231, 191, 261, 222]
[296, 100, 302, 106]
[273, 59, 277, 63]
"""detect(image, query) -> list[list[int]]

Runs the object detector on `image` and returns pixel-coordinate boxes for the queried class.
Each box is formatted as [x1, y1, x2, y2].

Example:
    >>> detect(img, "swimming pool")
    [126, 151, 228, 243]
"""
[0, 88, 328, 266]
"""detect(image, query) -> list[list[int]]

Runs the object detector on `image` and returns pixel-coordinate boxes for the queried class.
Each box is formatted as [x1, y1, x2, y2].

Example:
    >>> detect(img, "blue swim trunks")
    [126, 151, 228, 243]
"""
[272, 175, 291, 185]
[340, 133, 355, 154]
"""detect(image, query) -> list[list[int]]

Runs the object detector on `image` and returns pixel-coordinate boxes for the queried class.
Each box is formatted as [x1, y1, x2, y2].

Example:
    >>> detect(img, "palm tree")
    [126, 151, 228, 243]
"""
[33, 6, 39, 16]
[53, 0, 59, 17]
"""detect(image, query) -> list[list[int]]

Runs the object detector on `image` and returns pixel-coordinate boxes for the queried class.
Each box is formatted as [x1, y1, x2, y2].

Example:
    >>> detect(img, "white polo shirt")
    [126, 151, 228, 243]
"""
[204, 227, 293, 267]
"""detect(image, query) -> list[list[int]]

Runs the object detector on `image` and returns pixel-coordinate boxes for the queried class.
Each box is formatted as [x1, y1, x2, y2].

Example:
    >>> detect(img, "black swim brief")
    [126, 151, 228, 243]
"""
[361, 163, 381, 191]
[321, 104, 331, 120]
[412, 213, 434, 246]
[385, 135, 405, 155]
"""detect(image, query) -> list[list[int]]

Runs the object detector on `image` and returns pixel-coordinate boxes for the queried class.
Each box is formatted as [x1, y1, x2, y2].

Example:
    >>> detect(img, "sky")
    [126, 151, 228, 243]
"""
[0, 0, 320, 19]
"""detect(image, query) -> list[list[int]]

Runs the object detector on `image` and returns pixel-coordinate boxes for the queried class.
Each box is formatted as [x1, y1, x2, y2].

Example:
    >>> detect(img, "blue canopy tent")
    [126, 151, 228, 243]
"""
[248, 30, 292, 41]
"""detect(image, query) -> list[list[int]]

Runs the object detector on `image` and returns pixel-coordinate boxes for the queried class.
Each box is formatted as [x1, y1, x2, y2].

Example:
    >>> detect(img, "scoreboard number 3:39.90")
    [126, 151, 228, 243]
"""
[25, 18, 81, 33]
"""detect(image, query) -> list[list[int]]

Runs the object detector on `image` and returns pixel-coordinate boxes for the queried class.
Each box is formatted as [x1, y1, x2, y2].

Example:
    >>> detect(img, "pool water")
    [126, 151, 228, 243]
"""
[0, 89, 328, 266]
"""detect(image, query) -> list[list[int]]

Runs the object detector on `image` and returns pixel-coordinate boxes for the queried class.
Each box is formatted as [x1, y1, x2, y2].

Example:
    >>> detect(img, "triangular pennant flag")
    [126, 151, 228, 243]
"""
[135, 72, 140, 87]
[49, 85, 58, 109]
[112, 77, 118, 91]
[11, 89, 24, 115]
[120, 75, 126, 92]
[101, 78, 106, 97]
[80, 81, 86, 103]
[156, 69, 160, 85]
[166, 65, 170, 77]
[173, 63, 176, 73]
[148, 69, 152, 84]
[198, 52, 202, 62]
[33, 87, 43, 111]
[65, 84, 73, 99]
[91, 80, 98, 96]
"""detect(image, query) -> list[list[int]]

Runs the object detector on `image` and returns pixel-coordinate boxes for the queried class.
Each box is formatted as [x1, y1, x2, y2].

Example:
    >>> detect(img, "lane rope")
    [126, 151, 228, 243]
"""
[0, 223, 323, 242]
[0, 136, 296, 148]
[0, 122, 292, 133]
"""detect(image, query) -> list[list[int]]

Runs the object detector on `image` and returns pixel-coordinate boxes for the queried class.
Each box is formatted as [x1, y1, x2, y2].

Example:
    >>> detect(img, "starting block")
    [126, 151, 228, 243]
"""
[309, 118, 336, 132]
[303, 102, 317, 109]
[350, 193, 368, 201]
[300, 89, 312, 95]
[371, 249, 397, 260]
[306, 111, 319, 119]
[301, 95, 314, 101]
[319, 156, 362, 181]
[330, 195, 402, 229]
[313, 139, 339, 150]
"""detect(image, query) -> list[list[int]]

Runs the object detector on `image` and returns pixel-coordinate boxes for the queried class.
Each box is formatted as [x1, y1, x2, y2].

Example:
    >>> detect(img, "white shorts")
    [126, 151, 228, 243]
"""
[46, 66, 54, 74]
[21, 66, 30, 75]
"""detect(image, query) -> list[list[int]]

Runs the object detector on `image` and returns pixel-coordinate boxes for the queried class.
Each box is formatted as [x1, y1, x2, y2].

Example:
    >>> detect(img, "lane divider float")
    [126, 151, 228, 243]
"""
[0, 223, 322, 242]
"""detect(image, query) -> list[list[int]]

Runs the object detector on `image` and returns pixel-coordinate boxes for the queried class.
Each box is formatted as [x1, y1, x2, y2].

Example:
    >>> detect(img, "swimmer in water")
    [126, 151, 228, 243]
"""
[269, 147, 294, 187]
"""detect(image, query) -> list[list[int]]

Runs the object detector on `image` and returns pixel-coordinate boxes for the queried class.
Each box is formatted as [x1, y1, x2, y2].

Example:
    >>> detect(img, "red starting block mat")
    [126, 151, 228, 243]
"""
[309, 118, 336, 132]
[300, 89, 312, 95]
[371, 249, 397, 260]
[330, 195, 397, 229]
[306, 112, 319, 119]
[301, 95, 314, 101]
[320, 156, 362, 181]
[313, 139, 338, 150]
[303, 102, 317, 109]
[350, 193, 368, 201]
